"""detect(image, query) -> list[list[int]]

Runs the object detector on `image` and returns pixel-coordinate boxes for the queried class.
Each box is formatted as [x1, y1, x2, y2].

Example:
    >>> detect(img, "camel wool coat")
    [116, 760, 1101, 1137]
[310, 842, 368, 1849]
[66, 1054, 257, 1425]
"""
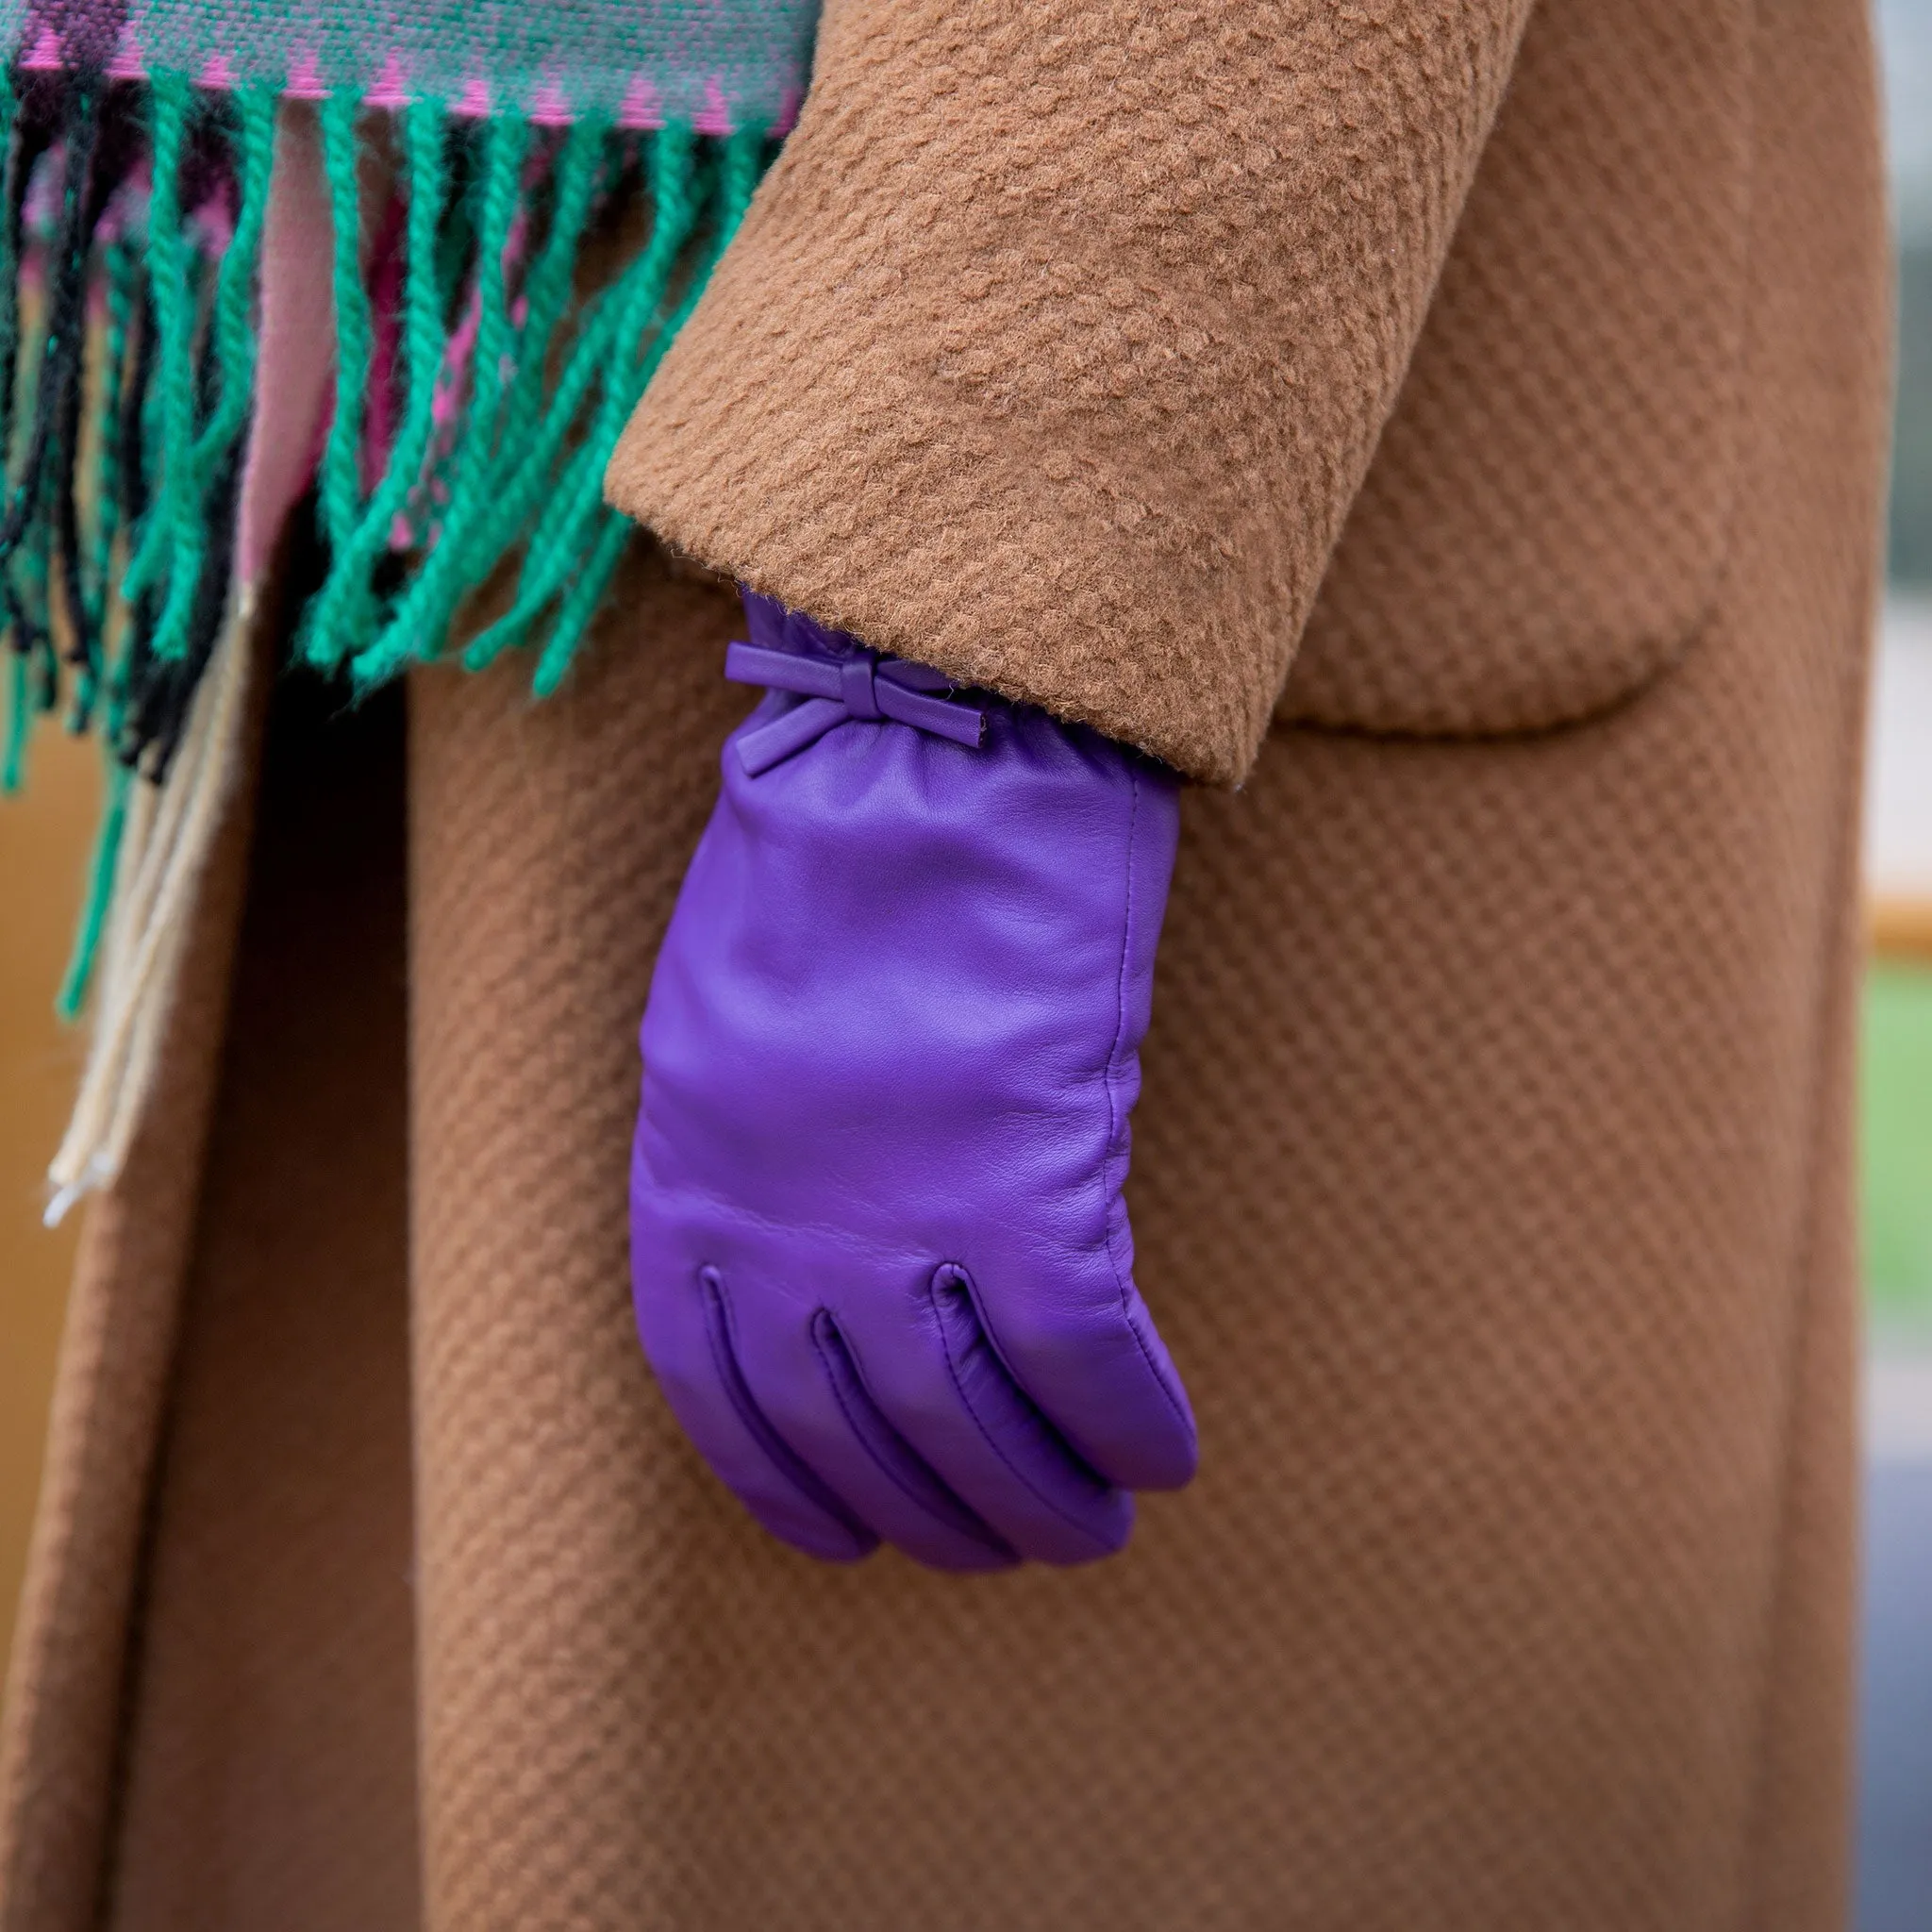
[0, 0, 1890, 1927]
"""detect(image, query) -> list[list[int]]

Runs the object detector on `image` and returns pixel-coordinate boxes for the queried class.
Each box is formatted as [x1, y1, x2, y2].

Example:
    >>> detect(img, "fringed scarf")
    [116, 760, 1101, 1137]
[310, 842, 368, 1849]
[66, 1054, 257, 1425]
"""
[1, 0, 820, 1214]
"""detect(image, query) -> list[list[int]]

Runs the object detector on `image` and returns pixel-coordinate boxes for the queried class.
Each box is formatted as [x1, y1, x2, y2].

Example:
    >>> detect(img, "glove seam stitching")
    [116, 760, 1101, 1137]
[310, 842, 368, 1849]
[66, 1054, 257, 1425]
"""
[701, 1268, 874, 1548]
[814, 1318, 1014, 1559]
[925, 1269, 1123, 1554]
[1104, 766, 1193, 1441]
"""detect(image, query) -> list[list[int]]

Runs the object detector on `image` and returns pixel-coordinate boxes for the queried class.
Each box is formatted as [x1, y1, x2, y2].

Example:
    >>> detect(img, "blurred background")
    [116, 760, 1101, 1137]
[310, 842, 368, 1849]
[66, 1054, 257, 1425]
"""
[1, 8, 1930, 1921]
[1861, 7, 1932, 1929]
[0, 725, 94, 1723]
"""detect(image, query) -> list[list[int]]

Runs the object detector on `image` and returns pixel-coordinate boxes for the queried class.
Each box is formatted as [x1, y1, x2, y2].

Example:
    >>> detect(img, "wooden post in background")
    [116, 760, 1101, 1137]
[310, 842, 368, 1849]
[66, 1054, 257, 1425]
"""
[0, 734, 99, 1707]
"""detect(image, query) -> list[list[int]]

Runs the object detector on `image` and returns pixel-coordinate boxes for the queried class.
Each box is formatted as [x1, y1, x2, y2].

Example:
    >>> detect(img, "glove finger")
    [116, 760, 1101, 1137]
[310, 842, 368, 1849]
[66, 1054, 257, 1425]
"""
[635, 1262, 877, 1563]
[974, 1262, 1199, 1494]
[726, 1298, 1018, 1573]
[846, 1264, 1136, 1565]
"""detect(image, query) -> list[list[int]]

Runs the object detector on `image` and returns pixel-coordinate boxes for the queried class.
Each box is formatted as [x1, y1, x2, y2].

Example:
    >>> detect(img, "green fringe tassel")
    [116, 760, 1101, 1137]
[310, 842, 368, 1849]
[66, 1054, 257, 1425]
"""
[301, 94, 454, 668]
[2, 645, 25, 794]
[55, 756, 126, 1019]
[0, 64, 779, 1019]
[303, 105, 773, 691]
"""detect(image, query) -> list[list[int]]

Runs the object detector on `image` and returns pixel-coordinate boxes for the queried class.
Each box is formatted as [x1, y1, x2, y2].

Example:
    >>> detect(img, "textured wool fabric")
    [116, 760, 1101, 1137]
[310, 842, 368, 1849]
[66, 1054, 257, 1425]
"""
[0, 602, 267, 1932]
[0, 0, 1890, 1924]
[607, 0, 1541, 780]
[101, 675, 418, 1932]
[1283, 0, 1752, 733]
[407, 551, 750, 1928]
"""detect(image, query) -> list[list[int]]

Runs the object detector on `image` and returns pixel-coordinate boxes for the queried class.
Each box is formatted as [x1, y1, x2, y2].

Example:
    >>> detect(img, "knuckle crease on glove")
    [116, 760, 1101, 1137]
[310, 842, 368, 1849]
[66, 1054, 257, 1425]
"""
[639, 1169, 945, 1276]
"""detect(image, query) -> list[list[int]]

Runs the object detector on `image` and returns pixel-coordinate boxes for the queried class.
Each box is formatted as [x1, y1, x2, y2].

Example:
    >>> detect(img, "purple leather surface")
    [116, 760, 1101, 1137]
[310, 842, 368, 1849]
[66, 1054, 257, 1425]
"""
[629, 594, 1196, 1570]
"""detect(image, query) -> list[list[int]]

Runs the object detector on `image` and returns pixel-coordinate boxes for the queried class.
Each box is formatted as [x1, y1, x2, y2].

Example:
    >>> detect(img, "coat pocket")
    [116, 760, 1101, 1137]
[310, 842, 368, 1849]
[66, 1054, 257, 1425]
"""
[1276, 0, 1754, 739]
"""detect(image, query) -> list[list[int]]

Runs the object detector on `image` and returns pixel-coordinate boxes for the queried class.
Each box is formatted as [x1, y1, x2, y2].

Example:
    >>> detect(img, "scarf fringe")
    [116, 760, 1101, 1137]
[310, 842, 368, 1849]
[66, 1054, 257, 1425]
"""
[44, 577, 257, 1225]
[1, 58, 772, 1039]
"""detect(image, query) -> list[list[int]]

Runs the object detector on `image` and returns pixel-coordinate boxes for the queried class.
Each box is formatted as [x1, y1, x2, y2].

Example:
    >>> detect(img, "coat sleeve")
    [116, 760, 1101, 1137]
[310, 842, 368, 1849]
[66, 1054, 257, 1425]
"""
[605, 0, 1536, 783]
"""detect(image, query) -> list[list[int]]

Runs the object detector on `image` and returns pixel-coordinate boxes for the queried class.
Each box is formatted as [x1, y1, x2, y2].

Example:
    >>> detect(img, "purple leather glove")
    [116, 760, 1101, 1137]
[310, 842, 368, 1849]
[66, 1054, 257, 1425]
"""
[630, 592, 1196, 1571]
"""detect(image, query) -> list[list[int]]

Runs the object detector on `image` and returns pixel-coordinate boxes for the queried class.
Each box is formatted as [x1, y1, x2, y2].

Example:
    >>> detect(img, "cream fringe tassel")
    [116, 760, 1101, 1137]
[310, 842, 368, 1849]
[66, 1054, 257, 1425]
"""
[43, 584, 257, 1224]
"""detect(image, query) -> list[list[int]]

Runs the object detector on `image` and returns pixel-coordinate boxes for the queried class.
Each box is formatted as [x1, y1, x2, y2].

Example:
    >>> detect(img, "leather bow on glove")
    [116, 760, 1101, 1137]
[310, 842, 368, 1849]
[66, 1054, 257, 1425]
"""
[630, 592, 1196, 1571]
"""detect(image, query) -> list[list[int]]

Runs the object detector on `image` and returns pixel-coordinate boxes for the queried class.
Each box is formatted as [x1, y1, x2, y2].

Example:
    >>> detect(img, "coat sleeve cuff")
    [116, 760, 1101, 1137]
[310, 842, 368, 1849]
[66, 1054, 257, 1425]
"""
[605, 0, 1535, 786]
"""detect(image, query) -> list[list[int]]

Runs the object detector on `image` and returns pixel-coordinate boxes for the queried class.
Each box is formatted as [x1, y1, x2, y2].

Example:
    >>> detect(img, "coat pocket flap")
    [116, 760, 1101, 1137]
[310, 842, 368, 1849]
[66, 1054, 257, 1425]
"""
[1278, 0, 1753, 739]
